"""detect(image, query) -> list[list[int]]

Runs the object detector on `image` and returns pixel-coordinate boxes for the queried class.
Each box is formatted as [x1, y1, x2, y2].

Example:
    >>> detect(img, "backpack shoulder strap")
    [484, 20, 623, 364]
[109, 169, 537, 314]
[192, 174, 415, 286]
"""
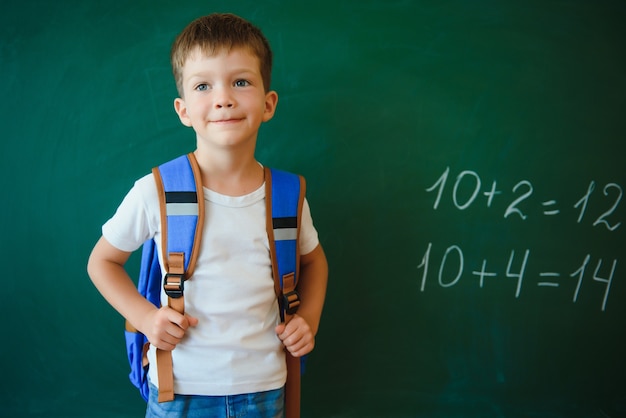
[264, 166, 305, 418]
[152, 152, 205, 402]
[153, 152, 205, 279]
[265, 167, 305, 320]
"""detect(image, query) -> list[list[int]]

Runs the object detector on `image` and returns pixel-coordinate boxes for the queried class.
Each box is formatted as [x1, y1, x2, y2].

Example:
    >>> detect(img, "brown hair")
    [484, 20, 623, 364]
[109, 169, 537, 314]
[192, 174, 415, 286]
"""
[170, 13, 273, 96]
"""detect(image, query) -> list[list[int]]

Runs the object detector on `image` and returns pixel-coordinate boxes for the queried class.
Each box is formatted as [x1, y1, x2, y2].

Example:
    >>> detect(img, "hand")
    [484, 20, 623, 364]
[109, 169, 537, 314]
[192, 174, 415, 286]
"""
[142, 306, 198, 351]
[275, 314, 315, 357]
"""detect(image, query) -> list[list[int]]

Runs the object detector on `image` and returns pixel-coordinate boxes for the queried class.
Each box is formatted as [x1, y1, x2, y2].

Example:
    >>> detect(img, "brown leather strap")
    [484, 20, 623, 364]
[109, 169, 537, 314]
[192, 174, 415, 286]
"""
[283, 271, 301, 418]
[283, 274, 300, 418]
[156, 252, 186, 402]
[165, 252, 186, 315]
[285, 353, 301, 418]
[156, 349, 175, 402]
[152, 166, 168, 271]
[185, 152, 206, 278]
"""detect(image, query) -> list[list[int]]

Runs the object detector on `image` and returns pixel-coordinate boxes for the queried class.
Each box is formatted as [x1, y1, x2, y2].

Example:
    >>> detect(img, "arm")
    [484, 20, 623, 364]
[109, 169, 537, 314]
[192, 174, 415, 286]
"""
[276, 243, 328, 357]
[87, 236, 197, 351]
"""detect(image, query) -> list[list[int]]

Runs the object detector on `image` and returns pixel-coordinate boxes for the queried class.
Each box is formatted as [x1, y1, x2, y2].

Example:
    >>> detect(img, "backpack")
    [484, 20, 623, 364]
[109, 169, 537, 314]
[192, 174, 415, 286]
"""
[123, 152, 305, 417]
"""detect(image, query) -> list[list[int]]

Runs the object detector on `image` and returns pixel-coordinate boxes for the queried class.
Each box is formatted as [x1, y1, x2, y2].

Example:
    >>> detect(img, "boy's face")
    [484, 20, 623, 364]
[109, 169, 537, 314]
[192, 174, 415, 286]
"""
[174, 47, 277, 150]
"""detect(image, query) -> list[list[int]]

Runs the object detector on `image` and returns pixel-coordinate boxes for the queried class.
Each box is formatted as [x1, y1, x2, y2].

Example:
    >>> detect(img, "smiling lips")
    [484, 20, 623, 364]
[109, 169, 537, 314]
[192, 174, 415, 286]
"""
[210, 117, 243, 124]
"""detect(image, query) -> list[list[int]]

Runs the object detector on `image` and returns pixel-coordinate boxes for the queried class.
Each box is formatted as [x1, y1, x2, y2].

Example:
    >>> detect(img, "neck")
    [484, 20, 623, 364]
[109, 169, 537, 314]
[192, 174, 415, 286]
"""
[193, 148, 263, 196]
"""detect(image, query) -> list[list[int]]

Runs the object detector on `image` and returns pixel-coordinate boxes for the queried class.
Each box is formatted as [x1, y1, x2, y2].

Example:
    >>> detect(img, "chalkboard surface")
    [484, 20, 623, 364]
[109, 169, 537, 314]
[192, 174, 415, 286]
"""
[2, 1, 625, 417]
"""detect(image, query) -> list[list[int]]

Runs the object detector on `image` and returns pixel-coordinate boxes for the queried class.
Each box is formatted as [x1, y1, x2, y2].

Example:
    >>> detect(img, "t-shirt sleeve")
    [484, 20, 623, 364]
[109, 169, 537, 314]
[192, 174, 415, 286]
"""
[299, 198, 320, 256]
[102, 174, 159, 253]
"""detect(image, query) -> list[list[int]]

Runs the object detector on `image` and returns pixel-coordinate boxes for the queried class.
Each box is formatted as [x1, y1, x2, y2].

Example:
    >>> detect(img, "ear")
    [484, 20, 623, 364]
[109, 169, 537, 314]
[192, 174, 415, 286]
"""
[174, 97, 193, 127]
[262, 90, 279, 122]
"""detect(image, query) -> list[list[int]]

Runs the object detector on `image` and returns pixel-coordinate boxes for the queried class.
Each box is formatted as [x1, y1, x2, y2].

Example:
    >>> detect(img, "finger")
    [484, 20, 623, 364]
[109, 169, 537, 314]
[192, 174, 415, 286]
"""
[157, 334, 180, 351]
[174, 313, 198, 331]
[286, 332, 310, 350]
[282, 327, 311, 352]
[165, 322, 186, 340]
[148, 330, 179, 352]
[154, 339, 177, 351]
[275, 323, 286, 337]
[287, 338, 315, 357]
[185, 314, 199, 328]
[154, 311, 187, 341]
[277, 326, 293, 342]
[165, 308, 190, 329]
[157, 324, 187, 350]
[279, 315, 304, 336]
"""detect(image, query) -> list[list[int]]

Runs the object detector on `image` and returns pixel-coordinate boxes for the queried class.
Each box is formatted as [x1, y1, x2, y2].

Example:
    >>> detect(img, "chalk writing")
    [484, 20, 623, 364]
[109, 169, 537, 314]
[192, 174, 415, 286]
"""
[420, 168, 622, 312]
[426, 167, 622, 230]
[574, 181, 623, 231]
[417, 243, 616, 311]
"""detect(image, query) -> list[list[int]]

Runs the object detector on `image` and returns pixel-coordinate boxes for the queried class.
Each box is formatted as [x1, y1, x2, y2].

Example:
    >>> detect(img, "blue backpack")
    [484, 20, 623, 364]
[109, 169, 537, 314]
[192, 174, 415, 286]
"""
[123, 153, 305, 416]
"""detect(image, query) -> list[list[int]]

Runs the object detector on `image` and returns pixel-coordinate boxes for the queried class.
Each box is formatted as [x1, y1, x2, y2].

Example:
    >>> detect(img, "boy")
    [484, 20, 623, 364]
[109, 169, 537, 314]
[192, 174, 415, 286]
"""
[87, 13, 328, 418]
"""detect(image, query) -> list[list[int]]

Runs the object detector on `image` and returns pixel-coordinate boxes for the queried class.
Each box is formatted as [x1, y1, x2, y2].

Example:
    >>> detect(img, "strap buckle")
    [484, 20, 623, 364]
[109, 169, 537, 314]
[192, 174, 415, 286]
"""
[282, 290, 300, 315]
[163, 273, 184, 299]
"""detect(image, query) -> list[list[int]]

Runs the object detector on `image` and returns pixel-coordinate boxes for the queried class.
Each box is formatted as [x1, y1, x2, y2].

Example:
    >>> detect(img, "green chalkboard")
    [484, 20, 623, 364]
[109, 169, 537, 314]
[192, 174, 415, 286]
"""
[2, 1, 625, 417]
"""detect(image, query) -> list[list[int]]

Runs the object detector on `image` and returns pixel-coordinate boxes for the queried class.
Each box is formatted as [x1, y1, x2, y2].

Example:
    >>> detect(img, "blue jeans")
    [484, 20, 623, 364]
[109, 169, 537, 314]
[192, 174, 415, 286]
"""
[145, 383, 285, 418]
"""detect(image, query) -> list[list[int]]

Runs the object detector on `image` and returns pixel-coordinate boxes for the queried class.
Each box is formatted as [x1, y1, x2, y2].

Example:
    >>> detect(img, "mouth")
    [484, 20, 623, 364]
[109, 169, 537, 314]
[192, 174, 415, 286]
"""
[210, 117, 244, 124]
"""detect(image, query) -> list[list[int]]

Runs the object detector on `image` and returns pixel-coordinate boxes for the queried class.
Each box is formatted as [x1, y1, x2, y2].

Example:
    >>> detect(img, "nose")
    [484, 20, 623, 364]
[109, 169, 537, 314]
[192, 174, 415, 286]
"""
[214, 86, 235, 109]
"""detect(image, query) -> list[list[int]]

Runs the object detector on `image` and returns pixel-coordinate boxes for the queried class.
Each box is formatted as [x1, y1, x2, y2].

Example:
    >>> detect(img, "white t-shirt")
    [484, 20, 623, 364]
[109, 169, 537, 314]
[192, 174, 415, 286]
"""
[102, 171, 320, 396]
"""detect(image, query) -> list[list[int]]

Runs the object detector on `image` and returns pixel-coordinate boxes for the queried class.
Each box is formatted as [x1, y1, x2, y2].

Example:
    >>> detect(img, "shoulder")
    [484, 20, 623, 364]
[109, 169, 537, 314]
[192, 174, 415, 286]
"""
[134, 172, 158, 197]
[101, 171, 160, 252]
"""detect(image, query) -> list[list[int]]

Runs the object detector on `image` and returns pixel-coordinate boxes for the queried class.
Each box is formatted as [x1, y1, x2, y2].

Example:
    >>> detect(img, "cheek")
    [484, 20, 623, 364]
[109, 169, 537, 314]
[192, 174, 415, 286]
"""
[188, 102, 209, 117]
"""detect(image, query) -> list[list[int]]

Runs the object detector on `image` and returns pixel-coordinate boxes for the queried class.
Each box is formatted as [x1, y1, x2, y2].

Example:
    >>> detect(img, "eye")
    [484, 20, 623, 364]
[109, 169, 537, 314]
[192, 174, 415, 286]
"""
[234, 79, 250, 87]
[195, 83, 209, 92]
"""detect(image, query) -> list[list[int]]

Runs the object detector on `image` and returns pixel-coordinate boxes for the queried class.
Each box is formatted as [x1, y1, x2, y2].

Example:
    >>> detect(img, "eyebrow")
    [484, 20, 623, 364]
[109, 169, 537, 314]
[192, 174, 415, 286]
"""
[186, 67, 259, 80]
